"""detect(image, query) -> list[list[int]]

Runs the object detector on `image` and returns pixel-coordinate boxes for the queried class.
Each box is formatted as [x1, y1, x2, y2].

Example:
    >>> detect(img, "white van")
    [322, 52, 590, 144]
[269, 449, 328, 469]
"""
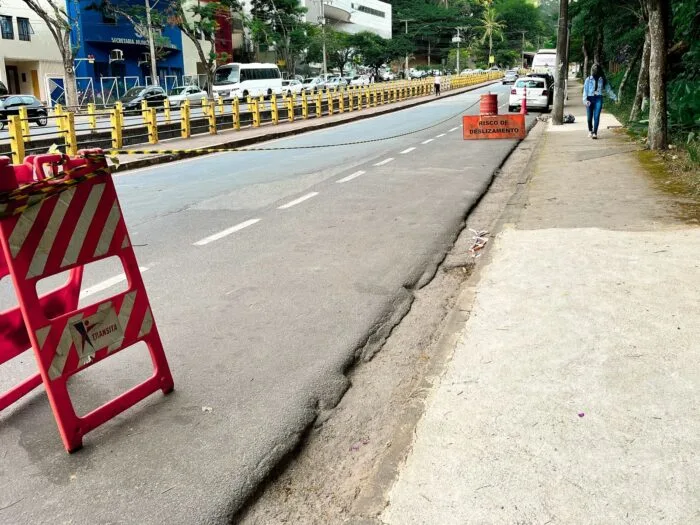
[212, 63, 282, 100]
[531, 49, 556, 74]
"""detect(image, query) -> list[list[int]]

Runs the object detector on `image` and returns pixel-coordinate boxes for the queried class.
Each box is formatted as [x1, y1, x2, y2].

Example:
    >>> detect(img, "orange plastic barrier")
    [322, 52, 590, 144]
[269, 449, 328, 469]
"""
[0, 151, 173, 452]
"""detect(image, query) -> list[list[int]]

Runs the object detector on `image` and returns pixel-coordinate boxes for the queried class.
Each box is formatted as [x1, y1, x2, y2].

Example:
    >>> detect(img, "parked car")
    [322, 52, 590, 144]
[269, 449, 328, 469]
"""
[118, 86, 167, 113]
[508, 77, 550, 112]
[281, 79, 303, 96]
[0, 95, 48, 130]
[168, 85, 207, 107]
[502, 70, 519, 84]
[302, 77, 325, 93]
[350, 75, 370, 86]
[526, 72, 555, 104]
[324, 76, 348, 89]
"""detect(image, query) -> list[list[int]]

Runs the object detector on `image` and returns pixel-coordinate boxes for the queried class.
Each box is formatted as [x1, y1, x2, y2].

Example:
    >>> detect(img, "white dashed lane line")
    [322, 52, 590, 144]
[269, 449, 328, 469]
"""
[194, 219, 261, 246]
[448, 126, 459, 132]
[421, 139, 434, 144]
[336, 170, 366, 183]
[400, 147, 416, 154]
[374, 158, 395, 166]
[435, 133, 446, 138]
[80, 267, 149, 299]
[278, 192, 319, 209]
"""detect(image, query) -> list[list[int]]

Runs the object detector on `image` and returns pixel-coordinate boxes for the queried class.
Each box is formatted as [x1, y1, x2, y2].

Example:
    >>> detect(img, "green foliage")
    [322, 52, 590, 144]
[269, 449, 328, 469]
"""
[248, 0, 310, 72]
[350, 31, 405, 75]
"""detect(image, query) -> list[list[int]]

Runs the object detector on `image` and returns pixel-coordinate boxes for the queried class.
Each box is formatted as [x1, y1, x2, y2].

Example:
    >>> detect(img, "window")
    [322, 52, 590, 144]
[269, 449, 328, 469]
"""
[17, 17, 31, 41]
[0, 15, 13, 39]
[21, 96, 35, 104]
[351, 4, 385, 17]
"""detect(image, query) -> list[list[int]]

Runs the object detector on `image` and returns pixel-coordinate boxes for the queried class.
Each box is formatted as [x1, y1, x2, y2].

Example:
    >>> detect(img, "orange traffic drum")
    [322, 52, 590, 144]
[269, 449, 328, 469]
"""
[479, 93, 498, 115]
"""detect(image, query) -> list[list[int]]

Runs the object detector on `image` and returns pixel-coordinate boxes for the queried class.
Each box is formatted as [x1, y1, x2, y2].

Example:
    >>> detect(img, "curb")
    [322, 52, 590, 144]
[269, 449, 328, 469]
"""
[112, 80, 502, 173]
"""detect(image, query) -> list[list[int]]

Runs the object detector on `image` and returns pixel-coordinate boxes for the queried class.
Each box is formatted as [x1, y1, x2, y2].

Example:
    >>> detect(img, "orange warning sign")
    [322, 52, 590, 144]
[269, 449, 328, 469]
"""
[462, 114, 527, 140]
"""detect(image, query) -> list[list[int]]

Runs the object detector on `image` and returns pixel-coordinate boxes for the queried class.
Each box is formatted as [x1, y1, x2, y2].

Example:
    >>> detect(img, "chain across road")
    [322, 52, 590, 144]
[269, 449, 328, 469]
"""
[101, 97, 483, 156]
[0, 95, 491, 217]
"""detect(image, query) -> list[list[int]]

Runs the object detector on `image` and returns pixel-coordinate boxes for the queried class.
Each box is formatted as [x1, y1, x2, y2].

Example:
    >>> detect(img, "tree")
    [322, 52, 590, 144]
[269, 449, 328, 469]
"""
[552, 0, 568, 125]
[21, 0, 79, 106]
[646, 0, 668, 150]
[167, 0, 239, 95]
[248, 0, 309, 75]
[308, 27, 354, 76]
[350, 32, 401, 78]
[629, 30, 651, 121]
[478, 7, 505, 64]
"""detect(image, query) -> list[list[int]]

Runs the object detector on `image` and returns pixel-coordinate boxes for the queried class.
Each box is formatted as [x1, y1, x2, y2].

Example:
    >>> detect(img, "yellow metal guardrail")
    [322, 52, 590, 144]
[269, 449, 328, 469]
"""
[4, 73, 502, 161]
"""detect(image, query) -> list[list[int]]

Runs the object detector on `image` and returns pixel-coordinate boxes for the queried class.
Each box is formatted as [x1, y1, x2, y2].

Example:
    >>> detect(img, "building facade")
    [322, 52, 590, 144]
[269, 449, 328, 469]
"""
[304, 0, 392, 40]
[67, 0, 185, 103]
[0, 0, 63, 100]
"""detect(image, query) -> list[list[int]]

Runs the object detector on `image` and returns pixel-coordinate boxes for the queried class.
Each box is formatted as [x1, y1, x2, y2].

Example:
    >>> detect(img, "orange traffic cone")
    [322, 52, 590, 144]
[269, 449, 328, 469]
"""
[520, 86, 528, 115]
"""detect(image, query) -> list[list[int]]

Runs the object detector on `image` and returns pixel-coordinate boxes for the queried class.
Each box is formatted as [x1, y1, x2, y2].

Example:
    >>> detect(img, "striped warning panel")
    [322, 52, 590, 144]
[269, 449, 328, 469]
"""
[4, 176, 130, 281]
[35, 289, 156, 381]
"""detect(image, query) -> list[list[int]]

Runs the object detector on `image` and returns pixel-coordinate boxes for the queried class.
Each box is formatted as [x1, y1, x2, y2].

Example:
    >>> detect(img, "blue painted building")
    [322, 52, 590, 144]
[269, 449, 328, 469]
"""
[67, 0, 184, 100]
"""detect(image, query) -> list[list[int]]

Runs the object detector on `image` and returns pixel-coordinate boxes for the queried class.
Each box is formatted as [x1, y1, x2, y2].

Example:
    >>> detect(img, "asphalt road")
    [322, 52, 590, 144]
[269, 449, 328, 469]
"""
[0, 83, 535, 524]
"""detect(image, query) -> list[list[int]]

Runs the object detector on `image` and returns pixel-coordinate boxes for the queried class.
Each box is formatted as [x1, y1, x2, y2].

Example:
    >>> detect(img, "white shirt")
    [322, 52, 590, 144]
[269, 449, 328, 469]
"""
[434, 75, 441, 84]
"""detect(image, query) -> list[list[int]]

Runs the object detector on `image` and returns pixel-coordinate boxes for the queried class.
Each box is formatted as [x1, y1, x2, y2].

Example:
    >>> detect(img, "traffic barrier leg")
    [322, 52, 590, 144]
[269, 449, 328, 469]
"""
[110, 108, 123, 149]
[252, 99, 261, 127]
[316, 92, 323, 118]
[141, 100, 149, 124]
[301, 93, 309, 119]
[147, 108, 158, 144]
[286, 95, 294, 122]
[88, 103, 97, 130]
[181, 100, 191, 138]
[8, 116, 25, 165]
[63, 112, 78, 156]
[18, 106, 31, 141]
[233, 98, 241, 129]
[271, 95, 279, 124]
[328, 92, 335, 115]
[339, 90, 345, 113]
[163, 99, 171, 123]
[217, 95, 224, 115]
[206, 99, 217, 135]
[0, 152, 174, 452]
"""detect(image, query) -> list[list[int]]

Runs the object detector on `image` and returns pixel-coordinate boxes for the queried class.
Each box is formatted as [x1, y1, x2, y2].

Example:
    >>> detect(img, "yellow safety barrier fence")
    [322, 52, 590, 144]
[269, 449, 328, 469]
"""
[3, 73, 502, 164]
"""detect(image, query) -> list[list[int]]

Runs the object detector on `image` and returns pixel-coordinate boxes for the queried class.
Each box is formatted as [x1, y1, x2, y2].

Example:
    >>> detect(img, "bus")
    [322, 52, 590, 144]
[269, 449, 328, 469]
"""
[212, 63, 282, 100]
[531, 49, 557, 74]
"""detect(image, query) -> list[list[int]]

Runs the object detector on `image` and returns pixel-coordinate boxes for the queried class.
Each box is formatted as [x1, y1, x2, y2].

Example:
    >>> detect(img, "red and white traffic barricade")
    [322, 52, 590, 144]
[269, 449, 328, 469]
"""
[0, 150, 173, 452]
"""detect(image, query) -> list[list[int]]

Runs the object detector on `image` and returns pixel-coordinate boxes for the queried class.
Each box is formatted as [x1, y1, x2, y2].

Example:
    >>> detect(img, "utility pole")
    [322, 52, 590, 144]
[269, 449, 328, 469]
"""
[320, 0, 327, 76]
[552, 0, 568, 124]
[520, 30, 526, 69]
[456, 28, 461, 73]
[145, 0, 158, 85]
[399, 19, 414, 79]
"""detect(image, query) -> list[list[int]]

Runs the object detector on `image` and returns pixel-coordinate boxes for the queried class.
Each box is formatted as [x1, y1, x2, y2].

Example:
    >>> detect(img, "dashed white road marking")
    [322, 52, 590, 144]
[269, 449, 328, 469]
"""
[421, 139, 434, 144]
[448, 127, 459, 132]
[400, 147, 416, 154]
[80, 267, 149, 299]
[435, 133, 446, 138]
[194, 219, 261, 246]
[374, 158, 394, 166]
[336, 170, 366, 183]
[278, 192, 319, 209]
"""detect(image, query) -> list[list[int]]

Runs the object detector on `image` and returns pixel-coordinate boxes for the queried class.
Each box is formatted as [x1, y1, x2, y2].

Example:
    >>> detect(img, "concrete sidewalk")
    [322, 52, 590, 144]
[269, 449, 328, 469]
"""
[110, 79, 499, 173]
[381, 87, 700, 523]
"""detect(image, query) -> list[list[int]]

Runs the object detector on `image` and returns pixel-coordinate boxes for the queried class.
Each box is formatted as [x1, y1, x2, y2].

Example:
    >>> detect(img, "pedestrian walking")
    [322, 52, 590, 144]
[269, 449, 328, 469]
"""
[434, 72, 441, 96]
[582, 63, 617, 139]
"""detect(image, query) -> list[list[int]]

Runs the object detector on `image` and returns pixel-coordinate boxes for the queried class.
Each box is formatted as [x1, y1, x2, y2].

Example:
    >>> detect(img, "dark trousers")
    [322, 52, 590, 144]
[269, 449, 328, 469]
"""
[586, 95, 603, 134]
[434, 83, 441, 96]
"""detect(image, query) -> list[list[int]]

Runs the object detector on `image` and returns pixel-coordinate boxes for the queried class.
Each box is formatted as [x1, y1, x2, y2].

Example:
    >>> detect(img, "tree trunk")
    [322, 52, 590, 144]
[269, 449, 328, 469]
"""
[60, 32, 78, 107]
[630, 31, 650, 121]
[617, 43, 642, 102]
[552, 0, 569, 125]
[594, 27, 603, 64]
[647, 0, 668, 150]
[582, 35, 589, 79]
